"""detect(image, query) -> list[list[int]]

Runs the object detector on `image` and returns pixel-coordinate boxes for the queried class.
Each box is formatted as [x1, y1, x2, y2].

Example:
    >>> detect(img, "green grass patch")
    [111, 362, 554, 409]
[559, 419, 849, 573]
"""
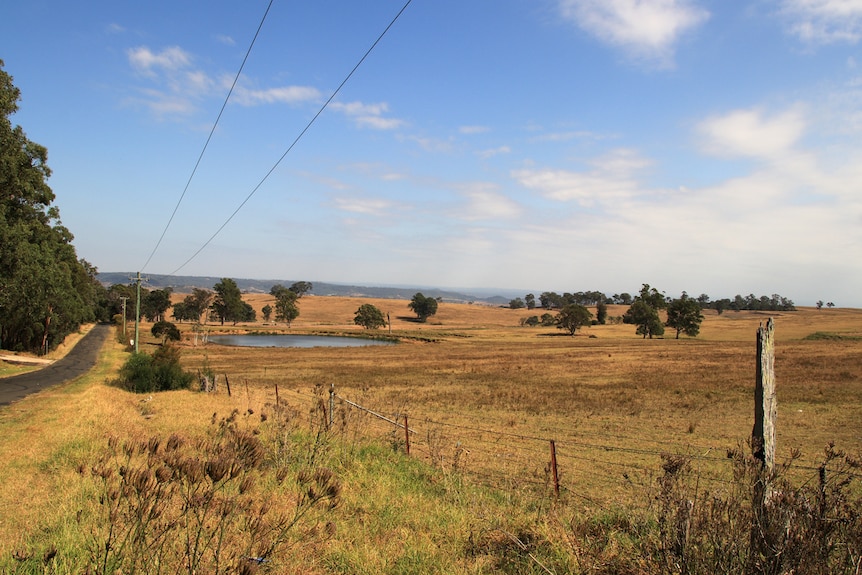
[804, 331, 862, 341]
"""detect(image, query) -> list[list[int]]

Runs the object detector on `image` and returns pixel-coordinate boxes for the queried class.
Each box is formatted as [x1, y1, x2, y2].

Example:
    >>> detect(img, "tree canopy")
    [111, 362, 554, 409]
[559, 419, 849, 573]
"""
[211, 279, 245, 325]
[666, 293, 704, 339]
[271, 284, 299, 326]
[0, 61, 104, 352]
[408, 293, 438, 322]
[354, 303, 386, 329]
[622, 284, 667, 339]
[556, 304, 593, 336]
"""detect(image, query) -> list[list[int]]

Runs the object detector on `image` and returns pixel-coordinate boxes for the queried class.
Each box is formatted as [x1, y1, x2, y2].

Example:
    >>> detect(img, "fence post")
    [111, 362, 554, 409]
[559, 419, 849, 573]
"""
[549, 440, 560, 499]
[404, 414, 410, 456]
[275, 384, 279, 407]
[329, 384, 335, 430]
[753, 317, 776, 474]
[224, 373, 232, 397]
[751, 317, 777, 571]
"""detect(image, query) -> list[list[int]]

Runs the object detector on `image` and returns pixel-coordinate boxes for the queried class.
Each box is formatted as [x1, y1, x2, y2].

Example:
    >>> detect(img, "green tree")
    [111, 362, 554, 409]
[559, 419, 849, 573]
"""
[261, 304, 273, 323]
[666, 293, 704, 339]
[0, 60, 102, 353]
[622, 284, 667, 339]
[271, 285, 299, 326]
[408, 293, 438, 322]
[596, 301, 608, 325]
[212, 279, 244, 325]
[142, 288, 172, 322]
[151, 320, 181, 343]
[509, 297, 525, 309]
[623, 300, 665, 339]
[556, 304, 593, 336]
[524, 293, 536, 309]
[186, 288, 214, 323]
[289, 281, 313, 298]
[354, 303, 386, 329]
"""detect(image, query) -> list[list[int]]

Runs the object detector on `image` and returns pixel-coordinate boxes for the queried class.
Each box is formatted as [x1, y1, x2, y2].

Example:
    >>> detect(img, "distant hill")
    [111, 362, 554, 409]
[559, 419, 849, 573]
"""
[97, 272, 517, 306]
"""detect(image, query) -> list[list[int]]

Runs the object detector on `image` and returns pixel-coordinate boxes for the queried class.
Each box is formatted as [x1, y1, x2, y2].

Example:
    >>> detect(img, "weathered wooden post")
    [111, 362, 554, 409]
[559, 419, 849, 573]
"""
[751, 318, 776, 571]
[549, 440, 560, 499]
[753, 318, 776, 474]
[329, 384, 335, 430]
[404, 414, 410, 456]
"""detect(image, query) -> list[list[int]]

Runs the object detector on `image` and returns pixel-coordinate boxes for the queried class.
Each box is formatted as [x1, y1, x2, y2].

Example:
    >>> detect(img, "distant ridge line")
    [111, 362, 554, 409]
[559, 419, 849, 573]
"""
[97, 272, 515, 306]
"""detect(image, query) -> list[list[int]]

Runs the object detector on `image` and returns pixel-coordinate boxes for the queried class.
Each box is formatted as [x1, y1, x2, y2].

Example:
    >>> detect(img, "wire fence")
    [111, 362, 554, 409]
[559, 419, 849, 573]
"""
[207, 379, 831, 515]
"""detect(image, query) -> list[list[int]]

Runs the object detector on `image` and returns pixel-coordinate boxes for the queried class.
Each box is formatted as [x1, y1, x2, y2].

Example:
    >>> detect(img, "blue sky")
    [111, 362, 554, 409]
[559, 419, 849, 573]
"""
[2, 1, 861, 306]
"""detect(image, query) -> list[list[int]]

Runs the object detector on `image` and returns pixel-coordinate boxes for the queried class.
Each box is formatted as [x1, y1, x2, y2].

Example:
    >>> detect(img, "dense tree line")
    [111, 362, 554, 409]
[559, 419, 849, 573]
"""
[0, 62, 107, 353]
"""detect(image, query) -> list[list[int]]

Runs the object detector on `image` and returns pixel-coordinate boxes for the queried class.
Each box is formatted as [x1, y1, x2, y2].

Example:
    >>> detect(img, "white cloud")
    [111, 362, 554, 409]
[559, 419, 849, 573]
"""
[215, 34, 236, 46]
[558, 0, 709, 65]
[459, 125, 489, 134]
[697, 107, 806, 159]
[456, 185, 522, 221]
[127, 46, 192, 75]
[478, 146, 512, 159]
[233, 85, 321, 106]
[512, 148, 650, 205]
[333, 197, 394, 217]
[330, 101, 404, 130]
[780, 0, 862, 43]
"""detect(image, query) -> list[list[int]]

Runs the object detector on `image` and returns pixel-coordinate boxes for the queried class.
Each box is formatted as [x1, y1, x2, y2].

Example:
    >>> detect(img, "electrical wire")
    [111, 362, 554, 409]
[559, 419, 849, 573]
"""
[140, 0, 275, 274]
[169, 0, 414, 276]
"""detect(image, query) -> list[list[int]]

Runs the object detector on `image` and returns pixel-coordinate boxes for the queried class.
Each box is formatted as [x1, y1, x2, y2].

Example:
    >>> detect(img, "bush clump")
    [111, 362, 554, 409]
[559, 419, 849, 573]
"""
[116, 344, 193, 393]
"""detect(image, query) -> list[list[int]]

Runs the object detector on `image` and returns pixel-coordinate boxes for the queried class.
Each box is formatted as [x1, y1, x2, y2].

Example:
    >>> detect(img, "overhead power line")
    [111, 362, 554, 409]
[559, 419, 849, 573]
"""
[140, 0, 275, 273]
[168, 0, 414, 276]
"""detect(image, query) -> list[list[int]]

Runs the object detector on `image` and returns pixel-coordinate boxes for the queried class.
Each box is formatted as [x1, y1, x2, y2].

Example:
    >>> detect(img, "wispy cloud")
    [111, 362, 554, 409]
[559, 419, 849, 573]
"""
[697, 106, 805, 159]
[779, 0, 862, 44]
[512, 148, 650, 206]
[233, 84, 321, 106]
[333, 197, 394, 217]
[478, 146, 512, 159]
[455, 184, 522, 221]
[558, 0, 709, 66]
[330, 101, 404, 130]
[128, 46, 192, 76]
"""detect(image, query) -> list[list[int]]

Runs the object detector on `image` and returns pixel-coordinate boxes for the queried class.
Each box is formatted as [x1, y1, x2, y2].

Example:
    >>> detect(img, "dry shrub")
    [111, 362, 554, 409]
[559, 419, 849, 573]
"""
[83, 410, 341, 574]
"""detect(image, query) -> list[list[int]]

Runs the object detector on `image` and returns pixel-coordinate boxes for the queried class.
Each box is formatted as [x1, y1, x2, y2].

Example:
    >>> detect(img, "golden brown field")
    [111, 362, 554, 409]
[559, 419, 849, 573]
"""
[1, 297, 860, 573]
[175, 295, 862, 506]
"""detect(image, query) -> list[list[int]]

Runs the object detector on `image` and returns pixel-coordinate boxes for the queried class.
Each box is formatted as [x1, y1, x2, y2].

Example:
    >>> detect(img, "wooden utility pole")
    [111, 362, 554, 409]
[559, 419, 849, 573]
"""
[120, 297, 129, 341]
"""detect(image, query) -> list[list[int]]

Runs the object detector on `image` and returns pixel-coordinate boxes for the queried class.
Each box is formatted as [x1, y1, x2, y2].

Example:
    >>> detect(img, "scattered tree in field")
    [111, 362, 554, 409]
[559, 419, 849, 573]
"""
[142, 288, 172, 322]
[541, 313, 557, 326]
[354, 304, 386, 329]
[525, 293, 536, 309]
[271, 285, 299, 326]
[261, 304, 273, 322]
[556, 304, 593, 336]
[151, 321, 181, 343]
[540, 291, 564, 309]
[408, 293, 438, 322]
[520, 316, 539, 327]
[0, 61, 105, 353]
[212, 279, 245, 325]
[509, 297, 525, 309]
[289, 281, 313, 298]
[623, 285, 667, 339]
[666, 293, 704, 339]
[596, 301, 608, 325]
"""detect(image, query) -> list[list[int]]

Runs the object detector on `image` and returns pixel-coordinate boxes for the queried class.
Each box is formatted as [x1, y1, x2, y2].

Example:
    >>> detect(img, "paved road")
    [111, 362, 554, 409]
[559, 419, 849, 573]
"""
[0, 324, 111, 407]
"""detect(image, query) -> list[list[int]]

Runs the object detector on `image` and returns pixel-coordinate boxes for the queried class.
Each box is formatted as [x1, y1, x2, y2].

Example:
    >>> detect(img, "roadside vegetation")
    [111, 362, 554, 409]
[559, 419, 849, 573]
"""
[2, 300, 861, 573]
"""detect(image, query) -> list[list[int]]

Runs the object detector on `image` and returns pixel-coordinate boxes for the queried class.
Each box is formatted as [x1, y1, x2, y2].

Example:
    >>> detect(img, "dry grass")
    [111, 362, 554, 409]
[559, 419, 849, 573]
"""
[0, 299, 860, 573]
[172, 297, 862, 506]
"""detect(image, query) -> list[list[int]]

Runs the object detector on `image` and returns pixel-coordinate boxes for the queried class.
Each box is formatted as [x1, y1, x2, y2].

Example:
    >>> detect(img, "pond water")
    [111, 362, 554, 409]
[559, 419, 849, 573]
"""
[208, 334, 396, 348]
